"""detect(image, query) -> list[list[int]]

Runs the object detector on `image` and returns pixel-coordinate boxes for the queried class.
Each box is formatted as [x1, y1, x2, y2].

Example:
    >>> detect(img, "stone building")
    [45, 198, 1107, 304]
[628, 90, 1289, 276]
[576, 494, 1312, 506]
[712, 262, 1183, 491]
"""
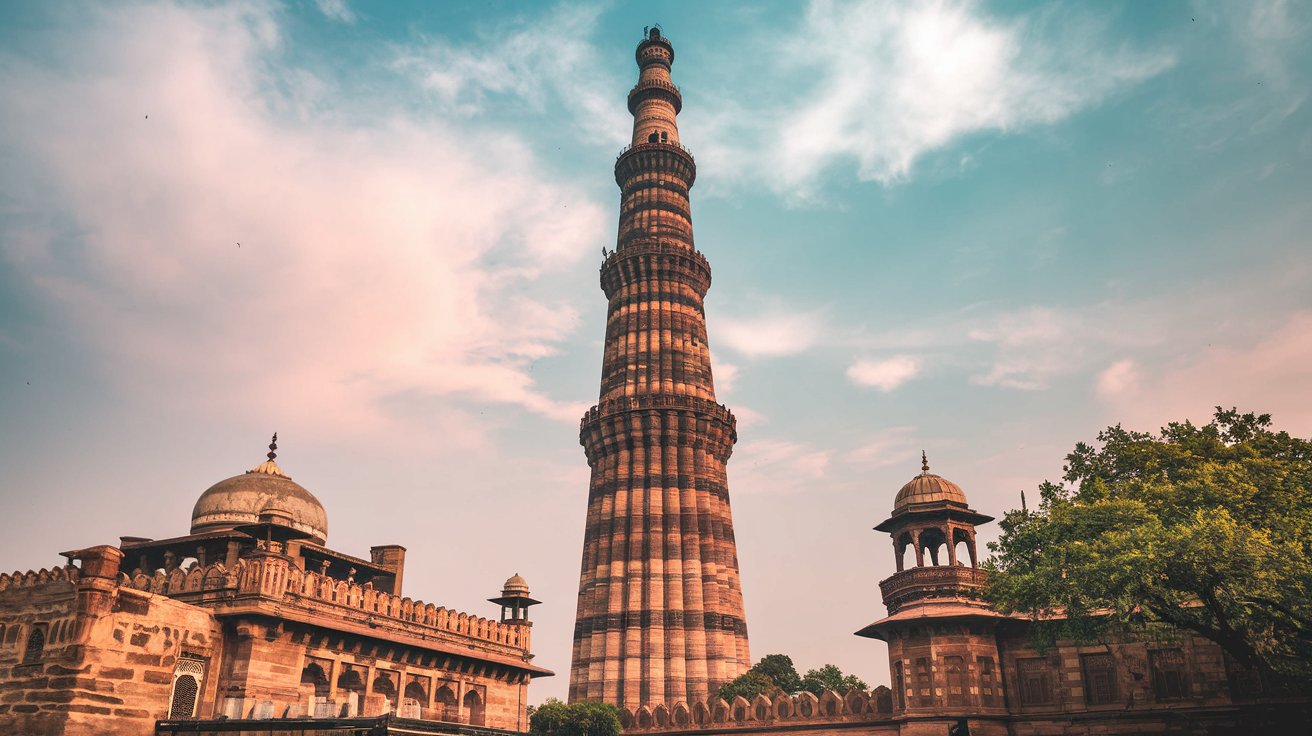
[570, 27, 750, 709]
[610, 455, 1307, 735]
[0, 437, 550, 736]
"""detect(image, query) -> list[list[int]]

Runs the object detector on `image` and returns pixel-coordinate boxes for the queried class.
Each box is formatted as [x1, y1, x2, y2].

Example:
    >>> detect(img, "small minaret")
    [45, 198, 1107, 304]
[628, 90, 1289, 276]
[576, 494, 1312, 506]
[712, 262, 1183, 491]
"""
[571, 25, 750, 709]
[489, 574, 541, 624]
[856, 456, 1007, 722]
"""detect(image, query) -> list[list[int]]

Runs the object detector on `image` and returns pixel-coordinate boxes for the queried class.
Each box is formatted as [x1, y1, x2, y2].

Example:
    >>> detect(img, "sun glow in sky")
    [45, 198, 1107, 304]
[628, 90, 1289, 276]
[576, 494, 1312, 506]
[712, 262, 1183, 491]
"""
[2, 0, 1310, 701]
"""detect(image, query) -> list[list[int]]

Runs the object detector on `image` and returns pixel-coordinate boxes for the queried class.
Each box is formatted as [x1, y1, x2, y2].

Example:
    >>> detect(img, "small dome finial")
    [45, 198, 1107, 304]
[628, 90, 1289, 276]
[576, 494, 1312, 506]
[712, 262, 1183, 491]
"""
[268, 432, 278, 462]
[921, 450, 929, 474]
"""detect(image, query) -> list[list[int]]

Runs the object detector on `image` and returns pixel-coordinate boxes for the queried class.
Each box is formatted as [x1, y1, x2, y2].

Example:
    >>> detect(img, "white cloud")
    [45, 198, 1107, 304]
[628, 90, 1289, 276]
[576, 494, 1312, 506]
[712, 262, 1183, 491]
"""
[844, 425, 920, 468]
[0, 1, 608, 436]
[712, 355, 740, 393]
[966, 307, 1082, 390]
[716, 311, 824, 358]
[730, 405, 767, 431]
[1096, 358, 1140, 398]
[847, 355, 921, 392]
[730, 439, 834, 495]
[392, 4, 628, 147]
[695, 0, 1172, 198]
[314, 0, 355, 24]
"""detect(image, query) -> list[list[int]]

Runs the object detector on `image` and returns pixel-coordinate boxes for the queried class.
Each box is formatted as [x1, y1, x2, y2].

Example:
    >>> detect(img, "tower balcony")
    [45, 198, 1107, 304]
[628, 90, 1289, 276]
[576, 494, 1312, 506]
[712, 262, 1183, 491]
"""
[879, 565, 989, 614]
[627, 78, 682, 114]
[615, 141, 697, 187]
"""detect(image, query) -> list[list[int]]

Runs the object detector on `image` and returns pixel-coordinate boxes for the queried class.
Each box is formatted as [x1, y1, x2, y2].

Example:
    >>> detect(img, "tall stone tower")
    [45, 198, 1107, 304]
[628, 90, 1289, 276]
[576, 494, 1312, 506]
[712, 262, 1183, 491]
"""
[570, 27, 750, 709]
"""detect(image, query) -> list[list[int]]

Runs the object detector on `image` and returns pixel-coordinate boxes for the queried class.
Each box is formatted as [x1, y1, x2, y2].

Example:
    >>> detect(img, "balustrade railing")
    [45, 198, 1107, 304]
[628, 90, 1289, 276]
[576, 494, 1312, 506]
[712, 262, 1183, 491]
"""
[615, 140, 695, 162]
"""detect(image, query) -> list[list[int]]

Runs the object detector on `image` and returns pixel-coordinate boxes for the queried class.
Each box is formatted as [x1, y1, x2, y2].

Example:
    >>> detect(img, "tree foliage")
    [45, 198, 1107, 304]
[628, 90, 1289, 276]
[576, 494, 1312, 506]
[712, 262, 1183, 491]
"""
[529, 698, 622, 736]
[799, 664, 868, 695]
[715, 671, 778, 702]
[750, 654, 803, 694]
[716, 654, 866, 701]
[985, 408, 1312, 681]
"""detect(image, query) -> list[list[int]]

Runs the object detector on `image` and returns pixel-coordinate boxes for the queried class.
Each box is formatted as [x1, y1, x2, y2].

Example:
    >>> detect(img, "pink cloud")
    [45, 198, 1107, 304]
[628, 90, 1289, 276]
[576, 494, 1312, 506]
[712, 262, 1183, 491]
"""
[0, 2, 607, 439]
[1097, 312, 1312, 435]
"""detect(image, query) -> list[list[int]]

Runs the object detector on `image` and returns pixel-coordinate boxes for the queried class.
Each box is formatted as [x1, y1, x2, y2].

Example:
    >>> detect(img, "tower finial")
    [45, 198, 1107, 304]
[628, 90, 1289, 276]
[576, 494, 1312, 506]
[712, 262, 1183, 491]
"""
[921, 450, 929, 473]
[268, 432, 278, 462]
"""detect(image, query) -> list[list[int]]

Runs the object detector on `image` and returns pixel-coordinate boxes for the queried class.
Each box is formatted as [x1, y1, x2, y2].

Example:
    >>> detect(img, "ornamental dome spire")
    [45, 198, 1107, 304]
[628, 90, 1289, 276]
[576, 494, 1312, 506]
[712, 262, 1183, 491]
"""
[190, 434, 328, 544]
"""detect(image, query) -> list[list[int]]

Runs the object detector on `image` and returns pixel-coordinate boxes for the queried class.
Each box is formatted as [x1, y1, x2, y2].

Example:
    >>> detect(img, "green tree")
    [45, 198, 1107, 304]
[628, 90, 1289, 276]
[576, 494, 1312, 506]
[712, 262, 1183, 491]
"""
[715, 671, 777, 702]
[529, 698, 622, 736]
[799, 664, 868, 695]
[749, 653, 803, 694]
[985, 408, 1312, 681]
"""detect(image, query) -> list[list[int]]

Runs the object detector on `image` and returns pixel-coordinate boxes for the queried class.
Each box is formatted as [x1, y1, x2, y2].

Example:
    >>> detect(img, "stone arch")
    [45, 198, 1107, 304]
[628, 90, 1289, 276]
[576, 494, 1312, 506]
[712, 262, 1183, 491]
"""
[404, 679, 427, 705]
[711, 698, 730, 723]
[796, 691, 818, 718]
[672, 702, 691, 726]
[463, 689, 485, 726]
[918, 527, 948, 566]
[635, 705, 653, 728]
[167, 568, 187, 593]
[434, 684, 457, 721]
[773, 694, 793, 719]
[300, 662, 329, 697]
[652, 703, 669, 726]
[372, 671, 398, 709]
[185, 567, 204, 591]
[337, 666, 365, 697]
[618, 708, 634, 729]
[692, 701, 711, 725]
[752, 693, 771, 721]
[819, 689, 843, 717]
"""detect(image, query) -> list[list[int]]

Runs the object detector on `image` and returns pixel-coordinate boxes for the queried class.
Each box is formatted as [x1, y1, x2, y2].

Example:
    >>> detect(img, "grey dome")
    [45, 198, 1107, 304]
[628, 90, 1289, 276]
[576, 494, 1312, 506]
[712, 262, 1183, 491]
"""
[190, 454, 327, 544]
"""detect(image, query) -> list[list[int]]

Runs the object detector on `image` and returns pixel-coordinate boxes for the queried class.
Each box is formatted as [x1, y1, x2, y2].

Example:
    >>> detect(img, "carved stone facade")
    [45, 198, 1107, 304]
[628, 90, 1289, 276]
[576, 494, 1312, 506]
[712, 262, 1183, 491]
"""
[0, 442, 549, 735]
[570, 28, 750, 710]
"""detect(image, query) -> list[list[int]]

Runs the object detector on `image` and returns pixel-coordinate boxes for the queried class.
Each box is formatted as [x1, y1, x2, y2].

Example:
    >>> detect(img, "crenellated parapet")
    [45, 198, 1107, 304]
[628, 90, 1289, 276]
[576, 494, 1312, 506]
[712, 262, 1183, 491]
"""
[0, 565, 80, 593]
[121, 555, 530, 653]
[618, 688, 894, 731]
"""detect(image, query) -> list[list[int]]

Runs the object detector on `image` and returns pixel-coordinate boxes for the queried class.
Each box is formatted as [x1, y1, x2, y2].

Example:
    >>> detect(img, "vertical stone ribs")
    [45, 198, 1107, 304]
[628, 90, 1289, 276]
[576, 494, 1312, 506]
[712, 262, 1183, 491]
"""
[569, 29, 750, 710]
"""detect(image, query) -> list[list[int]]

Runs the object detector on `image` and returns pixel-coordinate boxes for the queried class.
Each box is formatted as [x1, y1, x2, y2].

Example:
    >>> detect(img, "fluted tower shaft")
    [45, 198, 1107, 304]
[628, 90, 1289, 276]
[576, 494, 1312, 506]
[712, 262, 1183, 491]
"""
[570, 28, 750, 709]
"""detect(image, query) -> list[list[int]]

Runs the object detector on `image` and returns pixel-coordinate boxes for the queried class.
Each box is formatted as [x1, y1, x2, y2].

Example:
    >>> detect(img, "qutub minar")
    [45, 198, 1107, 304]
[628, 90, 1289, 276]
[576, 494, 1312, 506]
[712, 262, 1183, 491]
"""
[570, 27, 751, 708]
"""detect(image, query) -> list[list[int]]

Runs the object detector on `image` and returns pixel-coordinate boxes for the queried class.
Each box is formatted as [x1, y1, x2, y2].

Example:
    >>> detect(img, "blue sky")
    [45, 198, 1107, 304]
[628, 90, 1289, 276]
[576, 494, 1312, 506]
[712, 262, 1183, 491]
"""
[1, 0, 1309, 702]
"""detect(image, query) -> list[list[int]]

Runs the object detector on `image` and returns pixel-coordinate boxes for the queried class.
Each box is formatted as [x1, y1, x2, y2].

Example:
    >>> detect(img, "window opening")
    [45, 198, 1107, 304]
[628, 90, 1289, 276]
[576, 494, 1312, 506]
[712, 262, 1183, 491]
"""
[23, 626, 46, 664]
[1017, 658, 1054, 706]
[1150, 649, 1187, 701]
[1081, 653, 1118, 705]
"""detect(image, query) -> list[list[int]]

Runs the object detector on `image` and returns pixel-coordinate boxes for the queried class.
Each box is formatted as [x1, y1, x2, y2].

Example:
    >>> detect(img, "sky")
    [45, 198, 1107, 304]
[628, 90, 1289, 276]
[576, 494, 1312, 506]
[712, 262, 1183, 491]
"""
[1, 0, 1310, 704]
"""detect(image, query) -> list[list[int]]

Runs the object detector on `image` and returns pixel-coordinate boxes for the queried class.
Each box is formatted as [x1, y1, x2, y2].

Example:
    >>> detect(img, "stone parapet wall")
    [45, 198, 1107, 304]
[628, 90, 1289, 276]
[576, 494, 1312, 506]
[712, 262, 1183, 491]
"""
[123, 555, 529, 656]
[619, 688, 895, 732]
[0, 559, 224, 736]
